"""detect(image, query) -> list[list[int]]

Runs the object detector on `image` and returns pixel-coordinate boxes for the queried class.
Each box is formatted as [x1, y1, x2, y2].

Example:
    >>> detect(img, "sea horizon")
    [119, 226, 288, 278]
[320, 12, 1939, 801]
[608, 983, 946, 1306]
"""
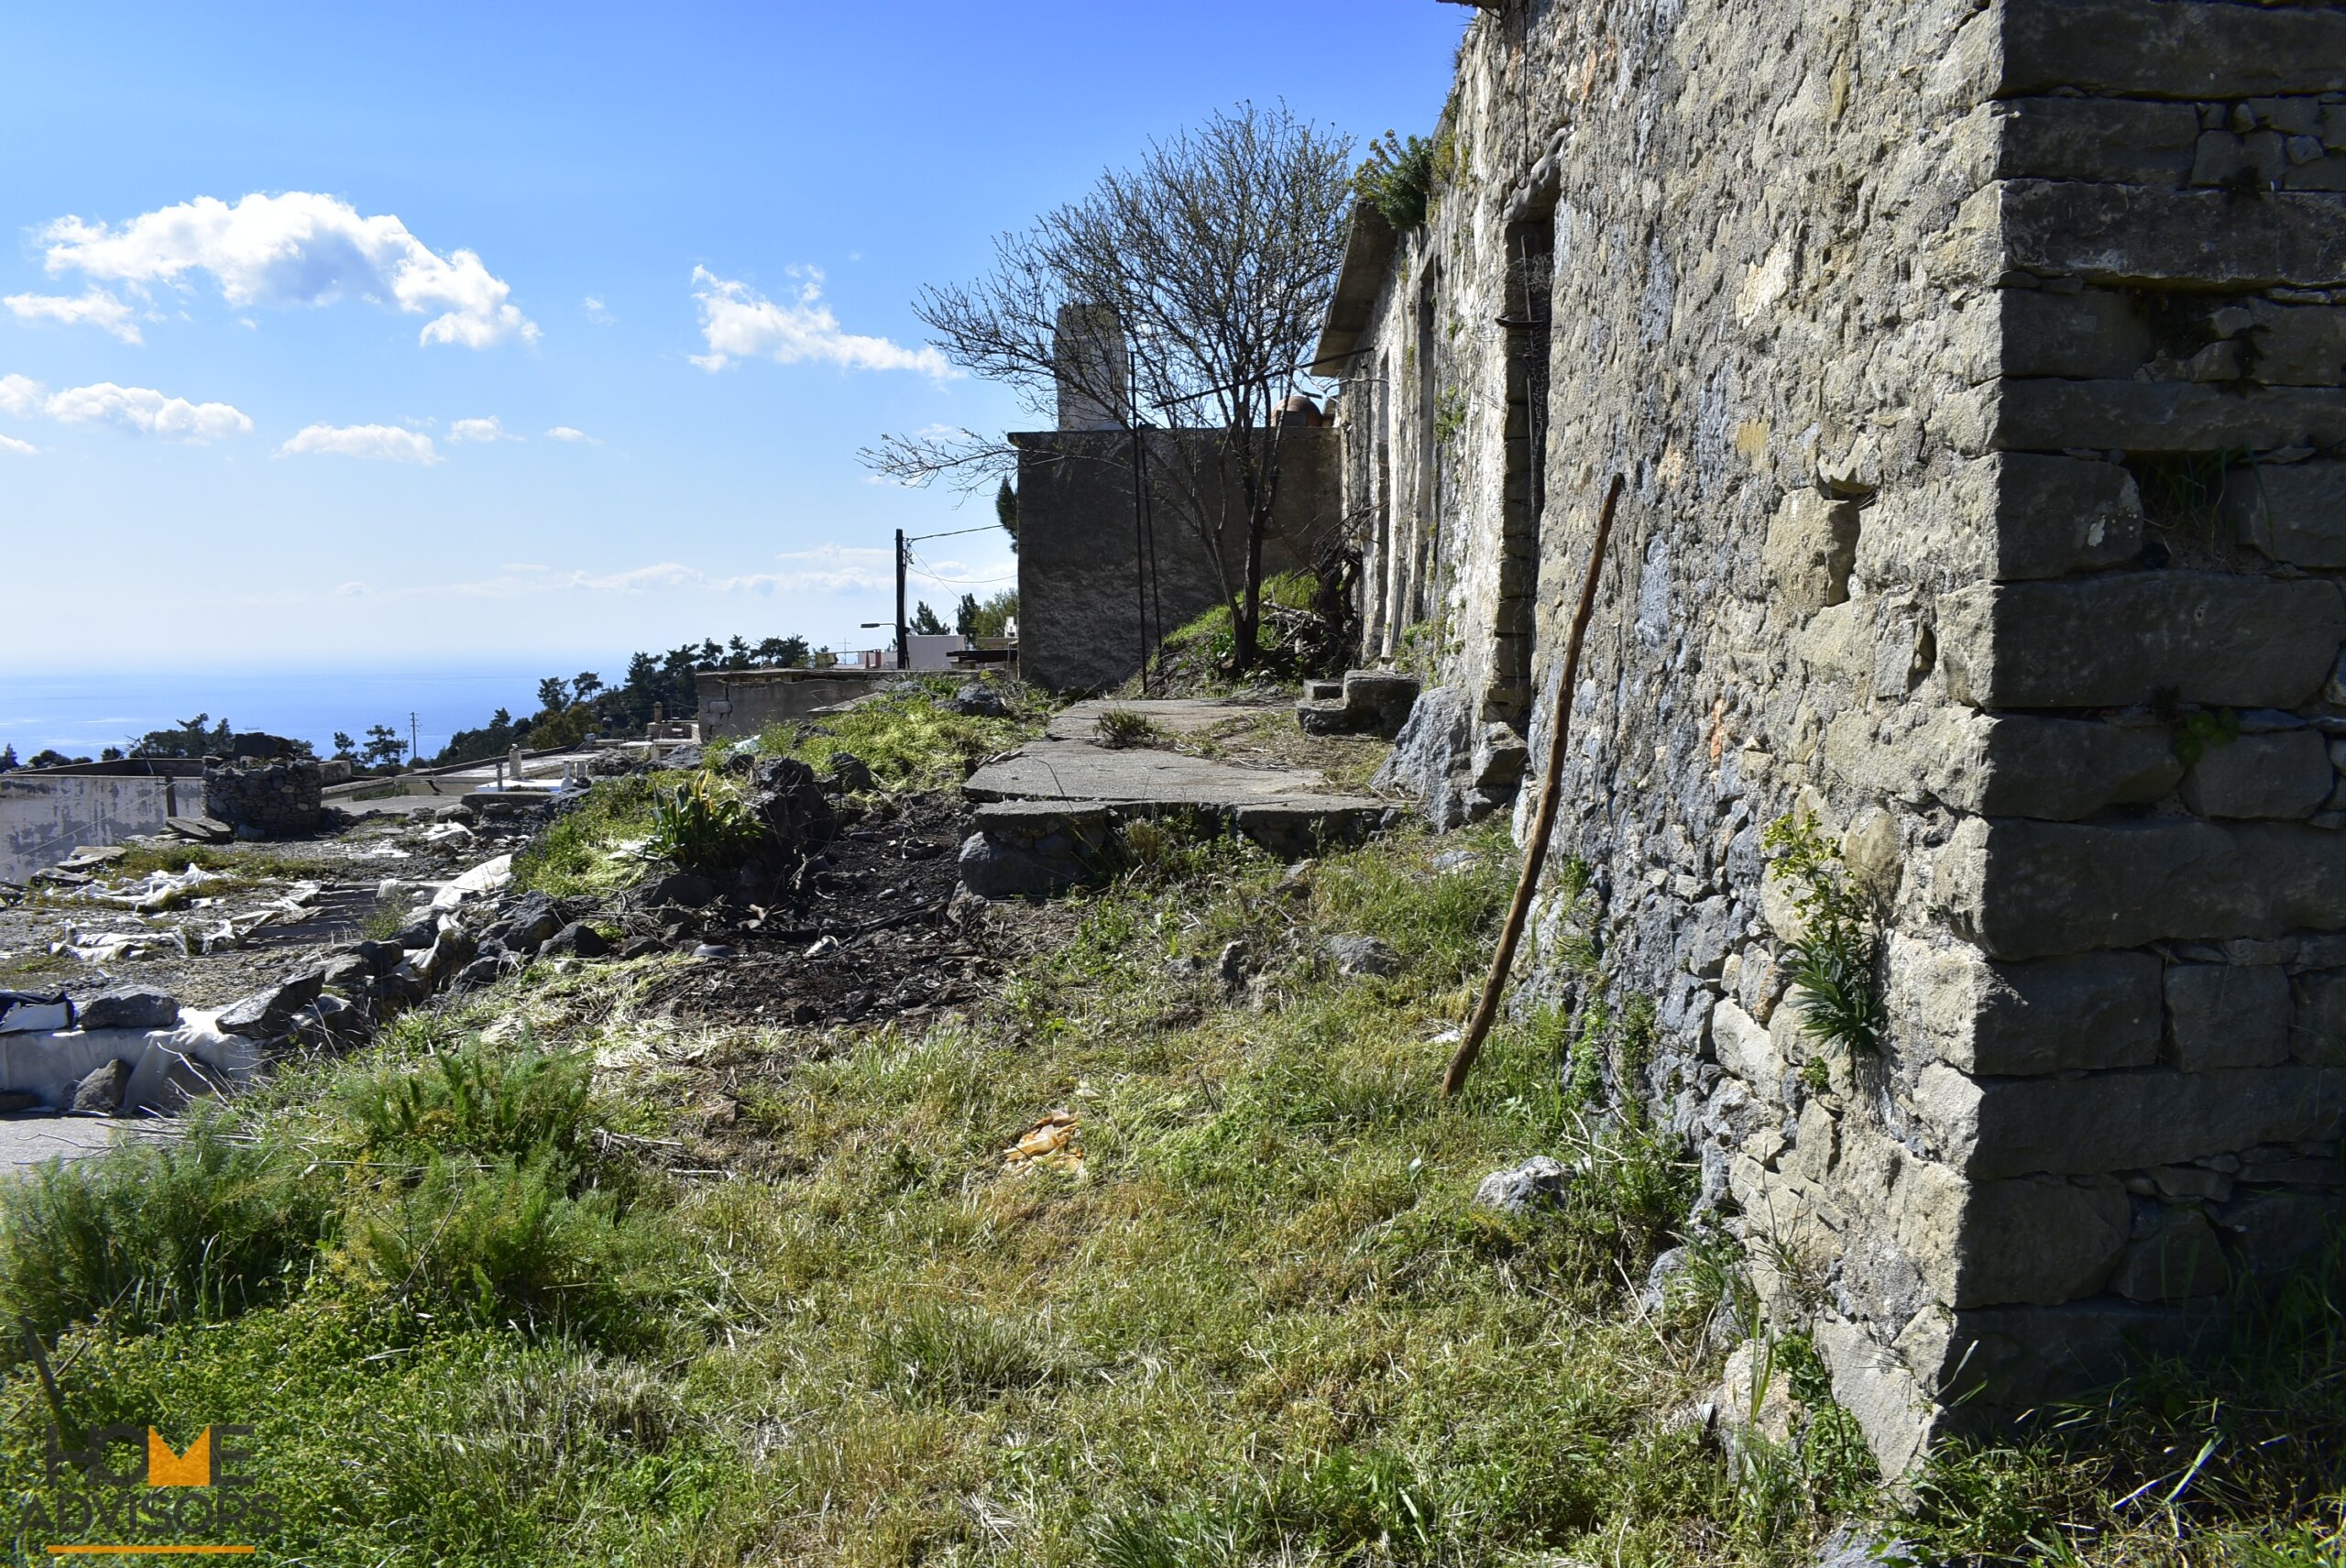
[0, 662, 593, 765]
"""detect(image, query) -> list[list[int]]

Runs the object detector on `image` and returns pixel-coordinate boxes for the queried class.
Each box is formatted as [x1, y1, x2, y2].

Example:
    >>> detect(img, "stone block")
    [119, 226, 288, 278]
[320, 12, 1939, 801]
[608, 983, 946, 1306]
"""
[1994, 0, 2346, 99]
[1712, 999, 1784, 1101]
[1935, 817, 2346, 958]
[74, 989, 180, 1032]
[1917, 1059, 2346, 1178]
[2237, 303, 2346, 387]
[1996, 291, 2154, 380]
[1889, 938, 2163, 1075]
[1955, 1175, 2129, 1307]
[1984, 378, 2346, 455]
[215, 970, 326, 1040]
[2224, 462, 2346, 568]
[2288, 970, 2346, 1066]
[2111, 1205, 2230, 1302]
[2213, 1188, 2338, 1277]
[1836, 712, 2179, 821]
[1969, 179, 2346, 291]
[1938, 575, 2346, 710]
[2165, 962, 2291, 1070]
[1978, 97, 2200, 186]
[2179, 730, 2333, 820]
[1935, 1299, 2207, 1413]
[1858, 455, 2143, 590]
[1762, 490, 1860, 615]
[959, 801, 1116, 898]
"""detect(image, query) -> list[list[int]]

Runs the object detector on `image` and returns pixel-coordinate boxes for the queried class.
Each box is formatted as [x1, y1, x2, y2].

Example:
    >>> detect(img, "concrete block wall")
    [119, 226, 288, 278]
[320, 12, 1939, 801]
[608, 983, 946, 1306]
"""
[1325, 0, 2346, 1474]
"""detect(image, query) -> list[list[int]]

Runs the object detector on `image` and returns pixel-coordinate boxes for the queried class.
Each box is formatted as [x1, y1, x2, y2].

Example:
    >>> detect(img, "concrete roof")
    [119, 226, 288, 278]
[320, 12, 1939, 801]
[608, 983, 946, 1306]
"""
[1309, 200, 1398, 377]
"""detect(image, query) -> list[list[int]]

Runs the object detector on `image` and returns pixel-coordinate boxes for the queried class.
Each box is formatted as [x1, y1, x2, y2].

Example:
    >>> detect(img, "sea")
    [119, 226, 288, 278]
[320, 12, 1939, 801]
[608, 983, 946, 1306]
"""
[0, 664, 565, 765]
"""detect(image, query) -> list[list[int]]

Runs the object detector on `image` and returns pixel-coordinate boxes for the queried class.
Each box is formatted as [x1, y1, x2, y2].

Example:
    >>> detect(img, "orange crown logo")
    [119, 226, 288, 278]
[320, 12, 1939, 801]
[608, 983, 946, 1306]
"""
[146, 1427, 211, 1487]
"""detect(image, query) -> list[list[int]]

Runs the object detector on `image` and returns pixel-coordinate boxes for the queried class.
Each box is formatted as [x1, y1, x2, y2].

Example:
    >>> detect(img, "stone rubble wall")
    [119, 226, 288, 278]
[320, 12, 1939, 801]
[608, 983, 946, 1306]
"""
[202, 759, 323, 838]
[1328, 0, 2346, 1474]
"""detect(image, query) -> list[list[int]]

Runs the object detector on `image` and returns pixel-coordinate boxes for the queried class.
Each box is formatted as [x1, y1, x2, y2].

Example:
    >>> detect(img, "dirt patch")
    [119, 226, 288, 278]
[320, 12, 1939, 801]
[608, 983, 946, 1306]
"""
[630, 790, 1062, 1031]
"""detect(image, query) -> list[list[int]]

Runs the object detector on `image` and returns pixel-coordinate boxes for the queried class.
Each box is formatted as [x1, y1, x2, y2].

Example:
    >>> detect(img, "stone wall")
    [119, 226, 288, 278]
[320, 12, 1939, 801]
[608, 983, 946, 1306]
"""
[0, 766, 201, 884]
[1323, 0, 2346, 1474]
[1014, 426, 1341, 692]
[203, 759, 323, 838]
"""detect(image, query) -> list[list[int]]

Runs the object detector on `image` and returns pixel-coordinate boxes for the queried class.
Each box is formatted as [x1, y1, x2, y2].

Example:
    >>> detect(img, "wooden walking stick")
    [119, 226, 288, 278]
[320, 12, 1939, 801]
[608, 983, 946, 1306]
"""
[1443, 471, 1625, 1098]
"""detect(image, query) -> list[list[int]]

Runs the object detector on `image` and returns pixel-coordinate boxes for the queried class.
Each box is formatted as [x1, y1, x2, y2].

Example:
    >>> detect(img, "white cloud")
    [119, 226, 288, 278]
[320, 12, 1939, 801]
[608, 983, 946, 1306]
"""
[44, 381, 251, 442]
[38, 192, 536, 348]
[280, 422, 441, 464]
[4, 288, 142, 344]
[544, 425, 600, 444]
[0, 433, 38, 455]
[0, 373, 42, 416]
[583, 294, 612, 324]
[448, 415, 519, 444]
[689, 265, 953, 378]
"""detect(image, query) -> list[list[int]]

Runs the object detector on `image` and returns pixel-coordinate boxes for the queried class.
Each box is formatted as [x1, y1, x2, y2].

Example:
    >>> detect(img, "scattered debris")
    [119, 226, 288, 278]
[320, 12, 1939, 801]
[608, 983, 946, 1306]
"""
[0, 992, 74, 1034]
[1002, 1110, 1084, 1175]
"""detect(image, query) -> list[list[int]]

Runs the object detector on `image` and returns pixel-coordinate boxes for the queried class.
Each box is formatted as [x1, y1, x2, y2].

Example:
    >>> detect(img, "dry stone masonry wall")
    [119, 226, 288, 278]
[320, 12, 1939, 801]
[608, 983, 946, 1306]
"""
[1325, 0, 2346, 1474]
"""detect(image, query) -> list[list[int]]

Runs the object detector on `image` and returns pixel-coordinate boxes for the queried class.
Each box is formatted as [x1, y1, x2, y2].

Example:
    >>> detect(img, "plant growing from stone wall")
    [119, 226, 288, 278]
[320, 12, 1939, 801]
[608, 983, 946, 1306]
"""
[645, 773, 762, 875]
[1760, 814, 1883, 1058]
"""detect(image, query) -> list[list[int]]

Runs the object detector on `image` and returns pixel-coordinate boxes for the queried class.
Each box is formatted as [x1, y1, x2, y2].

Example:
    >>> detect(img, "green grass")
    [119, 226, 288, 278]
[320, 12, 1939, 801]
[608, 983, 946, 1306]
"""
[0, 822, 2331, 1563]
[509, 774, 657, 897]
[755, 676, 1050, 794]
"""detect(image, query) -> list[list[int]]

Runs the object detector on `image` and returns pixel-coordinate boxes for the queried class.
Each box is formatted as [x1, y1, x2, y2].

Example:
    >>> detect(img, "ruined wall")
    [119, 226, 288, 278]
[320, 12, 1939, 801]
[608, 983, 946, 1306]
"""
[1015, 427, 1339, 693]
[0, 771, 199, 885]
[697, 670, 897, 740]
[1330, 0, 2346, 1474]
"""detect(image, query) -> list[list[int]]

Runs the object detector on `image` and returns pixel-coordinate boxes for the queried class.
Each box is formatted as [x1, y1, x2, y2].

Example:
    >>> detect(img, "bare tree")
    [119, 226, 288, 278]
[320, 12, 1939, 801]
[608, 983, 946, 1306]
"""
[862, 102, 1352, 672]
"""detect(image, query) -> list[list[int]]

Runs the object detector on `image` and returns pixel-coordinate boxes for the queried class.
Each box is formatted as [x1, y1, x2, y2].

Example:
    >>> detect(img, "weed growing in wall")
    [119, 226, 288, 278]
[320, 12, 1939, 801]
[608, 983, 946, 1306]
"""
[1761, 814, 1883, 1057]
[643, 772, 762, 874]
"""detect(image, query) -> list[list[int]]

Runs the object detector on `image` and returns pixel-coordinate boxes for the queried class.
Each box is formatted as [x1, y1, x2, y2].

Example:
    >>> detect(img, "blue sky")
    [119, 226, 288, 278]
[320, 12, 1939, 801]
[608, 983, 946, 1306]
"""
[0, 1, 1464, 676]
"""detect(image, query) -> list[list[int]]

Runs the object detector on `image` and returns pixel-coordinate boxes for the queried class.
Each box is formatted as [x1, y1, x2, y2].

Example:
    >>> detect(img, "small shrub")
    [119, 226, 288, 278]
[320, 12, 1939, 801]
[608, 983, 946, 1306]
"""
[510, 776, 656, 897]
[1354, 130, 1438, 230]
[1095, 707, 1163, 749]
[339, 1045, 595, 1169]
[1762, 813, 1883, 1056]
[0, 1121, 334, 1339]
[644, 772, 762, 873]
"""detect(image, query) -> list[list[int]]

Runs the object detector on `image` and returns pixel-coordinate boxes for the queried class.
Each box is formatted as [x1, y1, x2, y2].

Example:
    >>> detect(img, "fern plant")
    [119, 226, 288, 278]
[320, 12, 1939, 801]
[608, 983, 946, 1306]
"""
[1760, 813, 1883, 1056]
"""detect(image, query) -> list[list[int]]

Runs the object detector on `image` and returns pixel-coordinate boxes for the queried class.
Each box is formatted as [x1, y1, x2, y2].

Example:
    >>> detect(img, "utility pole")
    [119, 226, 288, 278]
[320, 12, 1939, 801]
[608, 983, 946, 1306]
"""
[409, 711, 419, 768]
[894, 528, 909, 673]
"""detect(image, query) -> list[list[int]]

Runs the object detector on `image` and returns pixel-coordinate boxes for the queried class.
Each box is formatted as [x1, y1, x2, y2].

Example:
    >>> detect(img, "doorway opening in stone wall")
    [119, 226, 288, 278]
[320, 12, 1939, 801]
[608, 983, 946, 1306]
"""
[1490, 210, 1554, 731]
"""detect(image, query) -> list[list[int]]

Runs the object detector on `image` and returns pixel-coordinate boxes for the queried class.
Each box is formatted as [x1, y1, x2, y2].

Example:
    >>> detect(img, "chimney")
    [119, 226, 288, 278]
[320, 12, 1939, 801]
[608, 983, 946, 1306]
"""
[1054, 303, 1130, 431]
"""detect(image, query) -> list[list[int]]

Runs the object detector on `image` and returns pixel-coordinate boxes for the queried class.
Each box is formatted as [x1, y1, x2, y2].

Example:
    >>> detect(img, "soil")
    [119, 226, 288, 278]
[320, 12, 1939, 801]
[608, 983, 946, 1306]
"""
[629, 790, 1062, 1031]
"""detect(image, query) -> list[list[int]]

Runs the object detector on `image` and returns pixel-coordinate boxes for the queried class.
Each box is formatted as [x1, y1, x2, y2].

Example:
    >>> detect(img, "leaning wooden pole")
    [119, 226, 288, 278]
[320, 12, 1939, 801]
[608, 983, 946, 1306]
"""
[1444, 471, 1626, 1098]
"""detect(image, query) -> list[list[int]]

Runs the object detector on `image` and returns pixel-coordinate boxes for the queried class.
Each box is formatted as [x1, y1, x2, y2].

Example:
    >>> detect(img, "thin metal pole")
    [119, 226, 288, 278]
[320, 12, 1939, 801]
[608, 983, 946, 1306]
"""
[1128, 334, 1150, 695]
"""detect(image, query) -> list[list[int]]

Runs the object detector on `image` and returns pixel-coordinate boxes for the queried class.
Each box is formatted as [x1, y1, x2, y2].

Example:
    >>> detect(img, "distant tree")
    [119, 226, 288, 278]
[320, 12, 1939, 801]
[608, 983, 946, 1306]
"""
[971, 589, 1019, 638]
[724, 635, 752, 671]
[994, 477, 1020, 554]
[331, 732, 356, 761]
[955, 593, 981, 637]
[866, 102, 1352, 672]
[0, 745, 16, 772]
[572, 672, 604, 702]
[27, 750, 79, 769]
[753, 635, 809, 668]
[361, 724, 409, 772]
[130, 713, 233, 759]
[536, 677, 570, 714]
[99, 747, 124, 762]
[910, 601, 948, 636]
[697, 639, 724, 667]
[626, 652, 658, 689]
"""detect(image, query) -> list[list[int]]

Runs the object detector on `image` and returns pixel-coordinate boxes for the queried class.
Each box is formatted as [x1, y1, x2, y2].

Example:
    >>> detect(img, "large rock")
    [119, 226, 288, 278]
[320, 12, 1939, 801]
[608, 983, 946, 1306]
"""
[642, 872, 717, 909]
[1473, 1156, 1572, 1215]
[1370, 686, 1510, 830]
[541, 922, 609, 959]
[746, 757, 837, 859]
[1826, 708, 2178, 821]
[216, 970, 326, 1040]
[2225, 461, 2346, 568]
[75, 990, 180, 1032]
[1954, 1176, 2129, 1307]
[69, 1058, 128, 1116]
[1993, 0, 2346, 97]
[958, 802, 1115, 898]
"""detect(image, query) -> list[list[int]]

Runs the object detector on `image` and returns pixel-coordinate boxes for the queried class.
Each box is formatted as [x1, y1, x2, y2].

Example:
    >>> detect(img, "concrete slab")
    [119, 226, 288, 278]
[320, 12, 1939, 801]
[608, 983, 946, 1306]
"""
[0, 1114, 121, 1170]
[1045, 697, 1289, 742]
